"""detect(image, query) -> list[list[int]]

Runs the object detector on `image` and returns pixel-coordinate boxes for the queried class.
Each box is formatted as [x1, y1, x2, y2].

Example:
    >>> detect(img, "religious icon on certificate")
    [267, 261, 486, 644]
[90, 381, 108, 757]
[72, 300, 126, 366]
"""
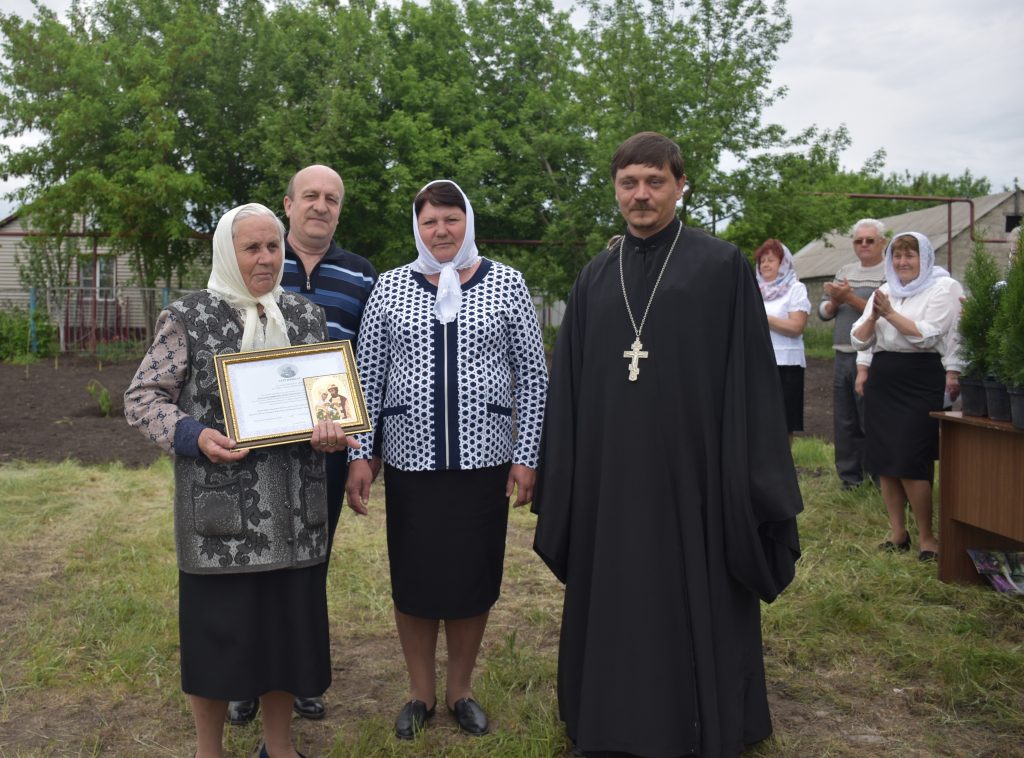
[214, 340, 371, 449]
[304, 374, 355, 423]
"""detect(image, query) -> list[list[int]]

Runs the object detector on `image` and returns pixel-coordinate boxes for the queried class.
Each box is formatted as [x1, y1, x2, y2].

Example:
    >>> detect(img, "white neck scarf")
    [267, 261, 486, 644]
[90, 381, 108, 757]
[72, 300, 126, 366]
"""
[884, 231, 950, 298]
[410, 179, 480, 324]
[207, 203, 290, 351]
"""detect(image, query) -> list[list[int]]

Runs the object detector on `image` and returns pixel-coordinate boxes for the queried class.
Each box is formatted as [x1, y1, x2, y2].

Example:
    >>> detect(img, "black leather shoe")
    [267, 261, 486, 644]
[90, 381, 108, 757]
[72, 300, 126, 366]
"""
[880, 533, 911, 553]
[258, 746, 306, 758]
[293, 696, 325, 720]
[225, 698, 258, 726]
[448, 697, 488, 736]
[918, 550, 939, 562]
[395, 699, 435, 740]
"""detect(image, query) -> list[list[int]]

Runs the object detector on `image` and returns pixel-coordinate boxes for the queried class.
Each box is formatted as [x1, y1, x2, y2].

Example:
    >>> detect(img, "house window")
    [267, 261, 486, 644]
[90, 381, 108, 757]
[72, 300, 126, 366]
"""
[79, 255, 116, 298]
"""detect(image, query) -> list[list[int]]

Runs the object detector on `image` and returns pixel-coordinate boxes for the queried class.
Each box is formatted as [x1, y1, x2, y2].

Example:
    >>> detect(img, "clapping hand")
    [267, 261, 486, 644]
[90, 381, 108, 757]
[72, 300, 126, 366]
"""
[824, 278, 852, 304]
[872, 290, 892, 320]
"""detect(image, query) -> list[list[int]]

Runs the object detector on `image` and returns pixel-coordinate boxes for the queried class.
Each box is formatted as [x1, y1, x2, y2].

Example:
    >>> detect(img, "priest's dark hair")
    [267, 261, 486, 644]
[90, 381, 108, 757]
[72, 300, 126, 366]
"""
[753, 239, 786, 264]
[414, 181, 466, 216]
[610, 132, 685, 180]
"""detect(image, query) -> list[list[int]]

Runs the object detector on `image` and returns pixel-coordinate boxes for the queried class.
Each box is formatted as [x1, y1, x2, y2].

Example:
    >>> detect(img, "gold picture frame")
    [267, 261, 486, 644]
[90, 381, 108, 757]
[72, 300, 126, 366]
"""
[214, 340, 371, 450]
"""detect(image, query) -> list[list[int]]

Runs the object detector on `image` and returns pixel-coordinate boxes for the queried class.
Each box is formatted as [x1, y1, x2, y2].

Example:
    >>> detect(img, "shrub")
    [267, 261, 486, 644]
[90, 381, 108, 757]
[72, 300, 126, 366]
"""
[0, 305, 58, 362]
[957, 243, 1002, 378]
[991, 256, 1024, 387]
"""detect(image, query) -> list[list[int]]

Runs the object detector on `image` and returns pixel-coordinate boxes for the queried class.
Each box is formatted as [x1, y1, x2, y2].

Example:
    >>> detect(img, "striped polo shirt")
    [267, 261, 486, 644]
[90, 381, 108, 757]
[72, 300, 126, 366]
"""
[281, 240, 377, 344]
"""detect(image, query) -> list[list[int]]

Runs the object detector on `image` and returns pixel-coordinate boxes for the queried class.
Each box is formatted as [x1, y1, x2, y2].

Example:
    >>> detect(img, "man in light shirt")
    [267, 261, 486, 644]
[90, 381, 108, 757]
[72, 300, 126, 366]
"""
[818, 219, 887, 489]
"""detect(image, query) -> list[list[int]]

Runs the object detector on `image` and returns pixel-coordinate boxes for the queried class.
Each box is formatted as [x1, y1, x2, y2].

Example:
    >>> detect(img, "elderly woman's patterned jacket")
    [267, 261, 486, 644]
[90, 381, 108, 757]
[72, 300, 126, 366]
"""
[125, 290, 330, 574]
[350, 259, 548, 471]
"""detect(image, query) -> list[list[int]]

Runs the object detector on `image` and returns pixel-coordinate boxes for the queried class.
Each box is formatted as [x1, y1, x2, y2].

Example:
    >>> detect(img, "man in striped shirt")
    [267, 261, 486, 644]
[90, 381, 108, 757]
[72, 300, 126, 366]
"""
[818, 218, 887, 490]
[281, 164, 377, 344]
[227, 164, 377, 726]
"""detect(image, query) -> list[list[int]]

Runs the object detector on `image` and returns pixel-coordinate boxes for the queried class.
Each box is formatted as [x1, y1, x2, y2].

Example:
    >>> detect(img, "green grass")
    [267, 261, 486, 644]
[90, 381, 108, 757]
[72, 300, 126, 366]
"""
[804, 322, 836, 360]
[2, 445, 1023, 756]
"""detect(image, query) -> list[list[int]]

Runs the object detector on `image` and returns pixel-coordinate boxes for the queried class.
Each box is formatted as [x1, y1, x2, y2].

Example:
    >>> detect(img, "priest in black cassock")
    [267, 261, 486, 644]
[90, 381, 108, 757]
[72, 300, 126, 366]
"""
[532, 132, 803, 758]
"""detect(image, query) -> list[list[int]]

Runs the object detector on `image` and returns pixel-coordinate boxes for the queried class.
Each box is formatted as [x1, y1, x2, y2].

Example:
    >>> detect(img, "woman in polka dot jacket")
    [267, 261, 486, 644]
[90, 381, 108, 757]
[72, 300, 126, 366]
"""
[346, 180, 548, 739]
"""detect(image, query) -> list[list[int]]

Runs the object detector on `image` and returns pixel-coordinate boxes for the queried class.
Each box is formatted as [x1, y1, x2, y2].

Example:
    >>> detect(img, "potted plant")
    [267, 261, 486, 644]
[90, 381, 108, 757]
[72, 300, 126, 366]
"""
[992, 247, 1024, 430]
[957, 242, 1001, 416]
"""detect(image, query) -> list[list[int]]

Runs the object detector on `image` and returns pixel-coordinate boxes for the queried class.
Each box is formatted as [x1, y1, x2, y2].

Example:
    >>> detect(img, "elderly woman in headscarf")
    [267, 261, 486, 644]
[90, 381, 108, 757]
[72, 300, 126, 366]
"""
[125, 203, 354, 758]
[755, 239, 811, 442]
[345, 180, 548, 740]
[851, 232, 963, 562]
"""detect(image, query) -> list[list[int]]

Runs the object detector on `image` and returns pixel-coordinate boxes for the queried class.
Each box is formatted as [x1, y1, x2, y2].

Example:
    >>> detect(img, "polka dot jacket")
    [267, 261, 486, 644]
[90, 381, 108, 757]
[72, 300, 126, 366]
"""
[351, 259, 548, 471]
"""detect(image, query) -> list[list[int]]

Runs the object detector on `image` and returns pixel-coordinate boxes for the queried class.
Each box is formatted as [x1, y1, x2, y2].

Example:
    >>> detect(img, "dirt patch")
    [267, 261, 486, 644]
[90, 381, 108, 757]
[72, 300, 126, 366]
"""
[0, 355, 836, 468]
[0, 355, 164, 467]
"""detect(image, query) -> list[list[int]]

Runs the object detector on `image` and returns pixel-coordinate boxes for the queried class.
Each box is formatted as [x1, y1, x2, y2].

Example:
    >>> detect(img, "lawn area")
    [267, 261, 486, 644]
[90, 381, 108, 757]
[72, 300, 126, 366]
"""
[1, 441, 1022, 757]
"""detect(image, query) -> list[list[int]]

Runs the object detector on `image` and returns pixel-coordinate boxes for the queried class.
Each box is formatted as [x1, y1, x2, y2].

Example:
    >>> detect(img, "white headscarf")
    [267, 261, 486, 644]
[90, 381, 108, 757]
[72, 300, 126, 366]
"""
[884, 231, 951, 298]
[207, 203, 290, 351]
[410, 179, 481, 324]
[756, 242, 798, 301]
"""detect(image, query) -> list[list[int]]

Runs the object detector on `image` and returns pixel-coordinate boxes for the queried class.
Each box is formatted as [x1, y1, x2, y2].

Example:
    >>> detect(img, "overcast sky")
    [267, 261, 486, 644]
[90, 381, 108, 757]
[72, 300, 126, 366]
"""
[2, 0, 1021, 219]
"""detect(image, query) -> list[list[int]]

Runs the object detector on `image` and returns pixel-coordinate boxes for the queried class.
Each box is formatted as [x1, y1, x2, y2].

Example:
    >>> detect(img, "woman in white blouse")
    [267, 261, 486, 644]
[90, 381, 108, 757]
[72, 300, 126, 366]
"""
[851, 232, 963, 561]
[755, 239, 811, 443]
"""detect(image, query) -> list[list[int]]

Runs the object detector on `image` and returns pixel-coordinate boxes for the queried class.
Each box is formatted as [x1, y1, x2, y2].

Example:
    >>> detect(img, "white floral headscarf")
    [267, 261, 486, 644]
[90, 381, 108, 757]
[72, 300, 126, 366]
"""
[410, 180, 481, 324]
[207, 203, 290, 351]
[884, 231, 950, 298]
[756, 243, 798, 301]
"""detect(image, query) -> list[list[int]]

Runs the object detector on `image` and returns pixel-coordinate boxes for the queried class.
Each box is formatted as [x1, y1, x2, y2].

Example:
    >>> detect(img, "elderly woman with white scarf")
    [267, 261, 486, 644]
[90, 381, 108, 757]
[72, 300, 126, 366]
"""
[125, 203, 353, 758]
[755, 238, 811, 442]
[346, 180, 548, 740]
[851, 231, 963, 563]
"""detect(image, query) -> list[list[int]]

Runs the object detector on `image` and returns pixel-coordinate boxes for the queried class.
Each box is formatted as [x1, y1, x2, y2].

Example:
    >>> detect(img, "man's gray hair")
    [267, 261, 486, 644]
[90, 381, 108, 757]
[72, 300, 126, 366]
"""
[850, 218, 885, 238]
[231, 203, 286, 242]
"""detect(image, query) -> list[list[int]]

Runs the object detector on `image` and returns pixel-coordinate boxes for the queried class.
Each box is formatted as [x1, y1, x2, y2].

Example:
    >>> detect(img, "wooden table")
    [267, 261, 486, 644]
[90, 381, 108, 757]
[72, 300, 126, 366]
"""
[932, 411, 1024, 584]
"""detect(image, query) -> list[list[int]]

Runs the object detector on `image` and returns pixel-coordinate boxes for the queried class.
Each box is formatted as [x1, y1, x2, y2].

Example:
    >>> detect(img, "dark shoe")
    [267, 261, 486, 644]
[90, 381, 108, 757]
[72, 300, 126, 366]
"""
[919, 550, 939, 562]
[225, 698, 258, 726]
[395, 699, 435, 740]
[293, 696, 325, 720]
[258, 746, 307, 758]
[880, 533, 911, 552]
[840, 480, 862, 491]
[448, 696, 488, 736]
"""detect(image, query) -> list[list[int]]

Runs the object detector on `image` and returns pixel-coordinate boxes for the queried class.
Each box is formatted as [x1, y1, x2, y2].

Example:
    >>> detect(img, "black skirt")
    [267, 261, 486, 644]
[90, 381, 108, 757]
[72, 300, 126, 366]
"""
[864, 351, 944, 481]
[384, 464, 511, 619]
[178, 562, 331, 700]
[777, 364, 805, 433]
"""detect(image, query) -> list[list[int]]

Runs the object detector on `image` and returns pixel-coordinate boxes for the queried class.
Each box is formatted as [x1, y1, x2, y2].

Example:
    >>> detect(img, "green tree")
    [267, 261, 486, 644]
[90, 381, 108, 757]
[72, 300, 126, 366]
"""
[722, 125, 883, 254]
[1, 0, 269, 294]
[576, 0, 791, 230]
[958, 242, 1004, 379]
[14, 210, 82, 352]
[2, 0, 801, 306]
[992, 254, 1024, 386]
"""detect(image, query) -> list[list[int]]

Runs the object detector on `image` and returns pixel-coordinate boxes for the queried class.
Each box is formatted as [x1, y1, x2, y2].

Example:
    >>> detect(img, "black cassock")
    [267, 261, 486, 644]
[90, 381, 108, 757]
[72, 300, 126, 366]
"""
[533, 220, 802, 758]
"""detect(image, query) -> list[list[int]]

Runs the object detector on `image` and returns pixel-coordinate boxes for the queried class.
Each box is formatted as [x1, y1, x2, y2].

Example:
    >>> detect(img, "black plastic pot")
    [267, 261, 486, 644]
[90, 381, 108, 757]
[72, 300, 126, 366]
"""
[983, 379, 1012, 422]
[959, 376, 988, 417]
[1008, 386, 1024, 431]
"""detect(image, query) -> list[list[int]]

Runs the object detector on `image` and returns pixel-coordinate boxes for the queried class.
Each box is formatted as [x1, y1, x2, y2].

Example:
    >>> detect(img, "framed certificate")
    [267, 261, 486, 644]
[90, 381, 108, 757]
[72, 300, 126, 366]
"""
[214, 341, 371, 449]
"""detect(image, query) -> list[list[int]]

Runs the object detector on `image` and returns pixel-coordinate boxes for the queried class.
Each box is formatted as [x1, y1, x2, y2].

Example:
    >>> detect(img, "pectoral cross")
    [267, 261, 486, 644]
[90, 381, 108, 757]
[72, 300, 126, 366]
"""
[623, 338, 648, 382]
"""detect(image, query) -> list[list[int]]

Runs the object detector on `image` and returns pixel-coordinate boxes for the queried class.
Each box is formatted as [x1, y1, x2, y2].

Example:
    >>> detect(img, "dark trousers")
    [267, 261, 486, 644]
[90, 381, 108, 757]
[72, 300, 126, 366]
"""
[832, 351, 867, 486]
